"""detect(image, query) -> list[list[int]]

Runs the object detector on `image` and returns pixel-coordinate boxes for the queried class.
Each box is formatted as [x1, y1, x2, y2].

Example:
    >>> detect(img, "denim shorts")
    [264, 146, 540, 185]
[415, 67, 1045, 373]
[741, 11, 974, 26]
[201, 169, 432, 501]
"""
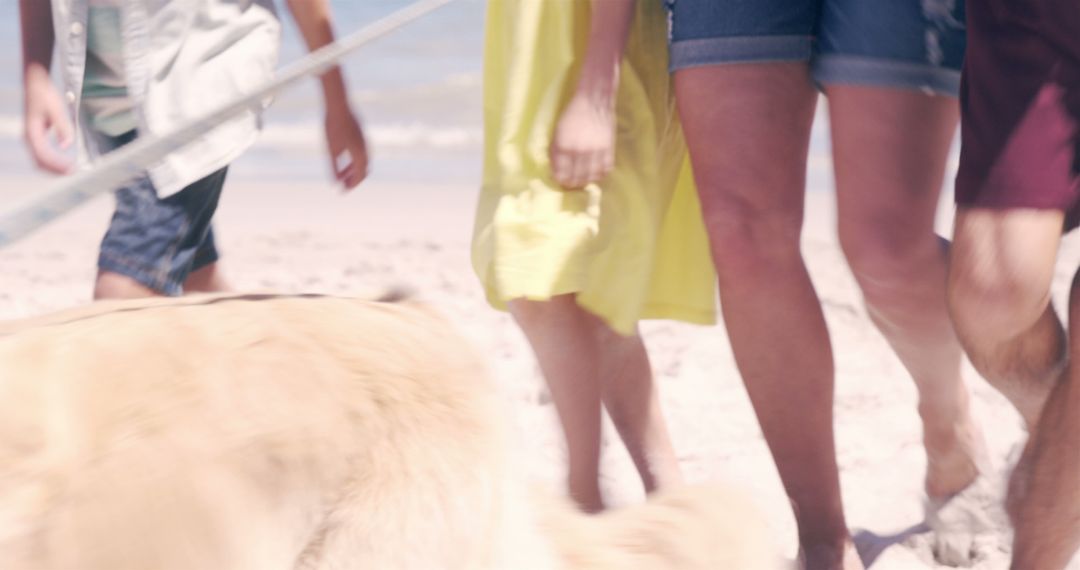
[97, 131, 226, 295]
[665, 0, 967, 97]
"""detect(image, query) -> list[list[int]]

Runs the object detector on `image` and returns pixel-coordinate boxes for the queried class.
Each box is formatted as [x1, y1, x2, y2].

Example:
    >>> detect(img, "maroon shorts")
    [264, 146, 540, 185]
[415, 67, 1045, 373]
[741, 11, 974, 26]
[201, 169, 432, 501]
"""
[956, 0, 1080, 229]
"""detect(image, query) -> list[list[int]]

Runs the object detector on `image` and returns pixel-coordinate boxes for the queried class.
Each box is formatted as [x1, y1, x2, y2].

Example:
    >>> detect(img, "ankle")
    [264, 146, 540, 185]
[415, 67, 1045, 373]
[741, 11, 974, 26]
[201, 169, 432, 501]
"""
[797, 523, 851, 554]
[917, 381, 971, 422]
[567, 477, 604, 513]
[919, 401, 977, 448]
[799, 536, 860, 570]
[569, 492, 604, 514]
[635, 452, 682, 494]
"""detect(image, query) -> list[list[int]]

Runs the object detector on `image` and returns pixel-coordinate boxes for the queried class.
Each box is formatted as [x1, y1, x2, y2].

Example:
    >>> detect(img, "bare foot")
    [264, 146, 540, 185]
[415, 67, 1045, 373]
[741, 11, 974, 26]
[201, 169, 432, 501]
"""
[922, 466, 1008, 567]
[799, 539, 864, 570]
[917, 416, 1012, 567]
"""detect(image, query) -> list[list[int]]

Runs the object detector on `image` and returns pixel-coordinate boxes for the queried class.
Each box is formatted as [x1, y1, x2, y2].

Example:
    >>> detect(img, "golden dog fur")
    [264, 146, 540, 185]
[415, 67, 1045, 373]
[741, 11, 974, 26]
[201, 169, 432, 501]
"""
[0, 294, 782, 569]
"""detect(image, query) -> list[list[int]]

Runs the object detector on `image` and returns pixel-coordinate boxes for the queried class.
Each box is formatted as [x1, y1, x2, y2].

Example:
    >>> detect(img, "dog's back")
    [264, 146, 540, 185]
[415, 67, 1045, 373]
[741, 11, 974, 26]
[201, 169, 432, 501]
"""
[0, 294, 551, 570]
[537, 482, 788, 570]
[0, 294, 782, 570]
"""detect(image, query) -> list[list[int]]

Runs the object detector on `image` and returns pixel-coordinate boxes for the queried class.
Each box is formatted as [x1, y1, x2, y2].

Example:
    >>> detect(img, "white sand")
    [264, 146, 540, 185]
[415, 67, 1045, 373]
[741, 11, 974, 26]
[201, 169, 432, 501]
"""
[2, 177, 1078, 569]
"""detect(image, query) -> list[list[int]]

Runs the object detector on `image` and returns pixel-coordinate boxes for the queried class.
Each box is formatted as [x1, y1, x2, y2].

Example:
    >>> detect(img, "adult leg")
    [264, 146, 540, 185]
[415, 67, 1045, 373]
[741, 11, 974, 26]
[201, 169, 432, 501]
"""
[948, 208, 1065, 429]
[829, 86, 980, 499]
[948, 207, 1072, 563]
[676, 63, 859, 570]
[1009, 268, 1080, 568]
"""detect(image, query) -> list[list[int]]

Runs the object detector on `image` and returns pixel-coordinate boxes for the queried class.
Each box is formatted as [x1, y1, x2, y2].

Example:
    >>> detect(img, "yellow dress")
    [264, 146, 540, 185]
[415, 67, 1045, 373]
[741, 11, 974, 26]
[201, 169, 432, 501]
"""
[471, 0, 717, 335]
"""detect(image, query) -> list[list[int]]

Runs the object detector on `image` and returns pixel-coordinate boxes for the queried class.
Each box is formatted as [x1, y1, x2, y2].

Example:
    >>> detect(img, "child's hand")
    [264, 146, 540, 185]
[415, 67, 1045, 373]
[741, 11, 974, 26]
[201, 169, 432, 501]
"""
[23, 64, 74, 175]
[324, 104, 369, 191]
[549, 91, 616, 190]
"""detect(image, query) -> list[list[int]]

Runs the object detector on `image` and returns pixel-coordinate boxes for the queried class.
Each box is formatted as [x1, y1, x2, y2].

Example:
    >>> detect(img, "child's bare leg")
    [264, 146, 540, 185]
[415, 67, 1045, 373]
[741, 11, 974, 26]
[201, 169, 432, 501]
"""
[93, 271, 160, 300]
[94, 262, 228, 300]
[183, 263, 230, 293]
[592, 317, 682, 493]
[510, 295, 604, 512]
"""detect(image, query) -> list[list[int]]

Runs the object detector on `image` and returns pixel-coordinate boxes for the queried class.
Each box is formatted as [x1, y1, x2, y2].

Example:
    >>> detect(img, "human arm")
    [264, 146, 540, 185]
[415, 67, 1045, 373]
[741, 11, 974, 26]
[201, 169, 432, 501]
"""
[549, 0, 635, 189]
[20, 0, 74, 174]
[285, 0, 369, 190]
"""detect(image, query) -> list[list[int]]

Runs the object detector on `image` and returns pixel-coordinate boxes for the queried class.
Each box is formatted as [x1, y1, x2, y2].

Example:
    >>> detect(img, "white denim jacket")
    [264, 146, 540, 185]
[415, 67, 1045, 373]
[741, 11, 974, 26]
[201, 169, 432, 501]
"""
[52, 0, 281, 196]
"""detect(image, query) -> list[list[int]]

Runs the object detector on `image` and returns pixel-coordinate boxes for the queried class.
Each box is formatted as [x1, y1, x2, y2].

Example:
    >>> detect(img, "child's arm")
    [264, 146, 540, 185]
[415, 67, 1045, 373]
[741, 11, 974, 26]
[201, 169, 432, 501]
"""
[549, 0, 635, 189]
[20, 0, 74, 174]
[285, 0, 369, 190]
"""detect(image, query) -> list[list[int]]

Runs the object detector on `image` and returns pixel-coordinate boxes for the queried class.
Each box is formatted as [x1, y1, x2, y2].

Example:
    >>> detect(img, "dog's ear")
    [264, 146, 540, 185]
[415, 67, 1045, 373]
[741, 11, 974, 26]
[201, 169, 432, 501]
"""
[374, 285, 417, 303]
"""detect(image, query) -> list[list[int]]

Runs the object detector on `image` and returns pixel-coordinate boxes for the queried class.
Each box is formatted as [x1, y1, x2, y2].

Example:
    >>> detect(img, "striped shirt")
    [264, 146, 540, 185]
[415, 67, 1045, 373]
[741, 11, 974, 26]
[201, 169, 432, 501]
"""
[82, 0, 137, 136]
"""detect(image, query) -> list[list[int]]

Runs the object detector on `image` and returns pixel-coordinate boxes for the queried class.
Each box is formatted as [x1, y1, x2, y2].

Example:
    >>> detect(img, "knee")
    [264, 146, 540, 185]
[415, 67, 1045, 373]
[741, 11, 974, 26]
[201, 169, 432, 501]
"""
[947, 254, 1051, 343]
[948, 208, 1063, 347]
[508, 295, 600, 340]
[508, 296, 571, 329]
[838, 224, 941, 306]
[698, 193, 803, 275]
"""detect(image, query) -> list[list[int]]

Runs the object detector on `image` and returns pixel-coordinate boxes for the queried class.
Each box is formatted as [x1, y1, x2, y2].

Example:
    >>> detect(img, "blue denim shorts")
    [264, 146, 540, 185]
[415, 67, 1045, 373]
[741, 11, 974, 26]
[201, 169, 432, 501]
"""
[665, 0, 967, 96]
[97, 131, 226, 295]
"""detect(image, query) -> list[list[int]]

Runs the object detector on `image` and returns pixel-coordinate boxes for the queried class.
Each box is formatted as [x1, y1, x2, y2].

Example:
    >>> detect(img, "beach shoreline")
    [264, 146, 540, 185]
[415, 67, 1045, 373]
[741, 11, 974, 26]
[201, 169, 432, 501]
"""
[5, 177, 1078, 568]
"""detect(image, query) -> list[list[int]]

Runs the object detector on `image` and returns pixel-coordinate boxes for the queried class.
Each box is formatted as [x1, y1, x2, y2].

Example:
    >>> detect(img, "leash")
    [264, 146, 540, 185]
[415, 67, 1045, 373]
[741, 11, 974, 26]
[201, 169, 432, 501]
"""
[0, 0, 456, 249]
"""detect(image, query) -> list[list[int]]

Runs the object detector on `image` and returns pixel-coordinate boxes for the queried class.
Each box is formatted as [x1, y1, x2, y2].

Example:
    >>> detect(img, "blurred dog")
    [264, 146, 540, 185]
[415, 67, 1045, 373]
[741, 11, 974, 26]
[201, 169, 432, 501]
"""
[0, 293, 782, 569]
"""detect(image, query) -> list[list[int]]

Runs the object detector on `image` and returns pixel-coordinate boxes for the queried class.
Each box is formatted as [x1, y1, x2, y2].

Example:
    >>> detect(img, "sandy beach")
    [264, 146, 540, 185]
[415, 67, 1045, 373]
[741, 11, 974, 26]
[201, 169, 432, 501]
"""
[3, 174, 1078, 569]
[11, 0, 1080, 566]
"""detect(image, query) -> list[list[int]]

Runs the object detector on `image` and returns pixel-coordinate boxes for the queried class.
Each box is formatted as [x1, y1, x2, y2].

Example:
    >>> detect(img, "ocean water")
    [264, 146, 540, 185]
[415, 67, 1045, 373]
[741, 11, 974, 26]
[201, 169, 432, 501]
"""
[0, 0, 901, 192]
[0, 0, 486, 185]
